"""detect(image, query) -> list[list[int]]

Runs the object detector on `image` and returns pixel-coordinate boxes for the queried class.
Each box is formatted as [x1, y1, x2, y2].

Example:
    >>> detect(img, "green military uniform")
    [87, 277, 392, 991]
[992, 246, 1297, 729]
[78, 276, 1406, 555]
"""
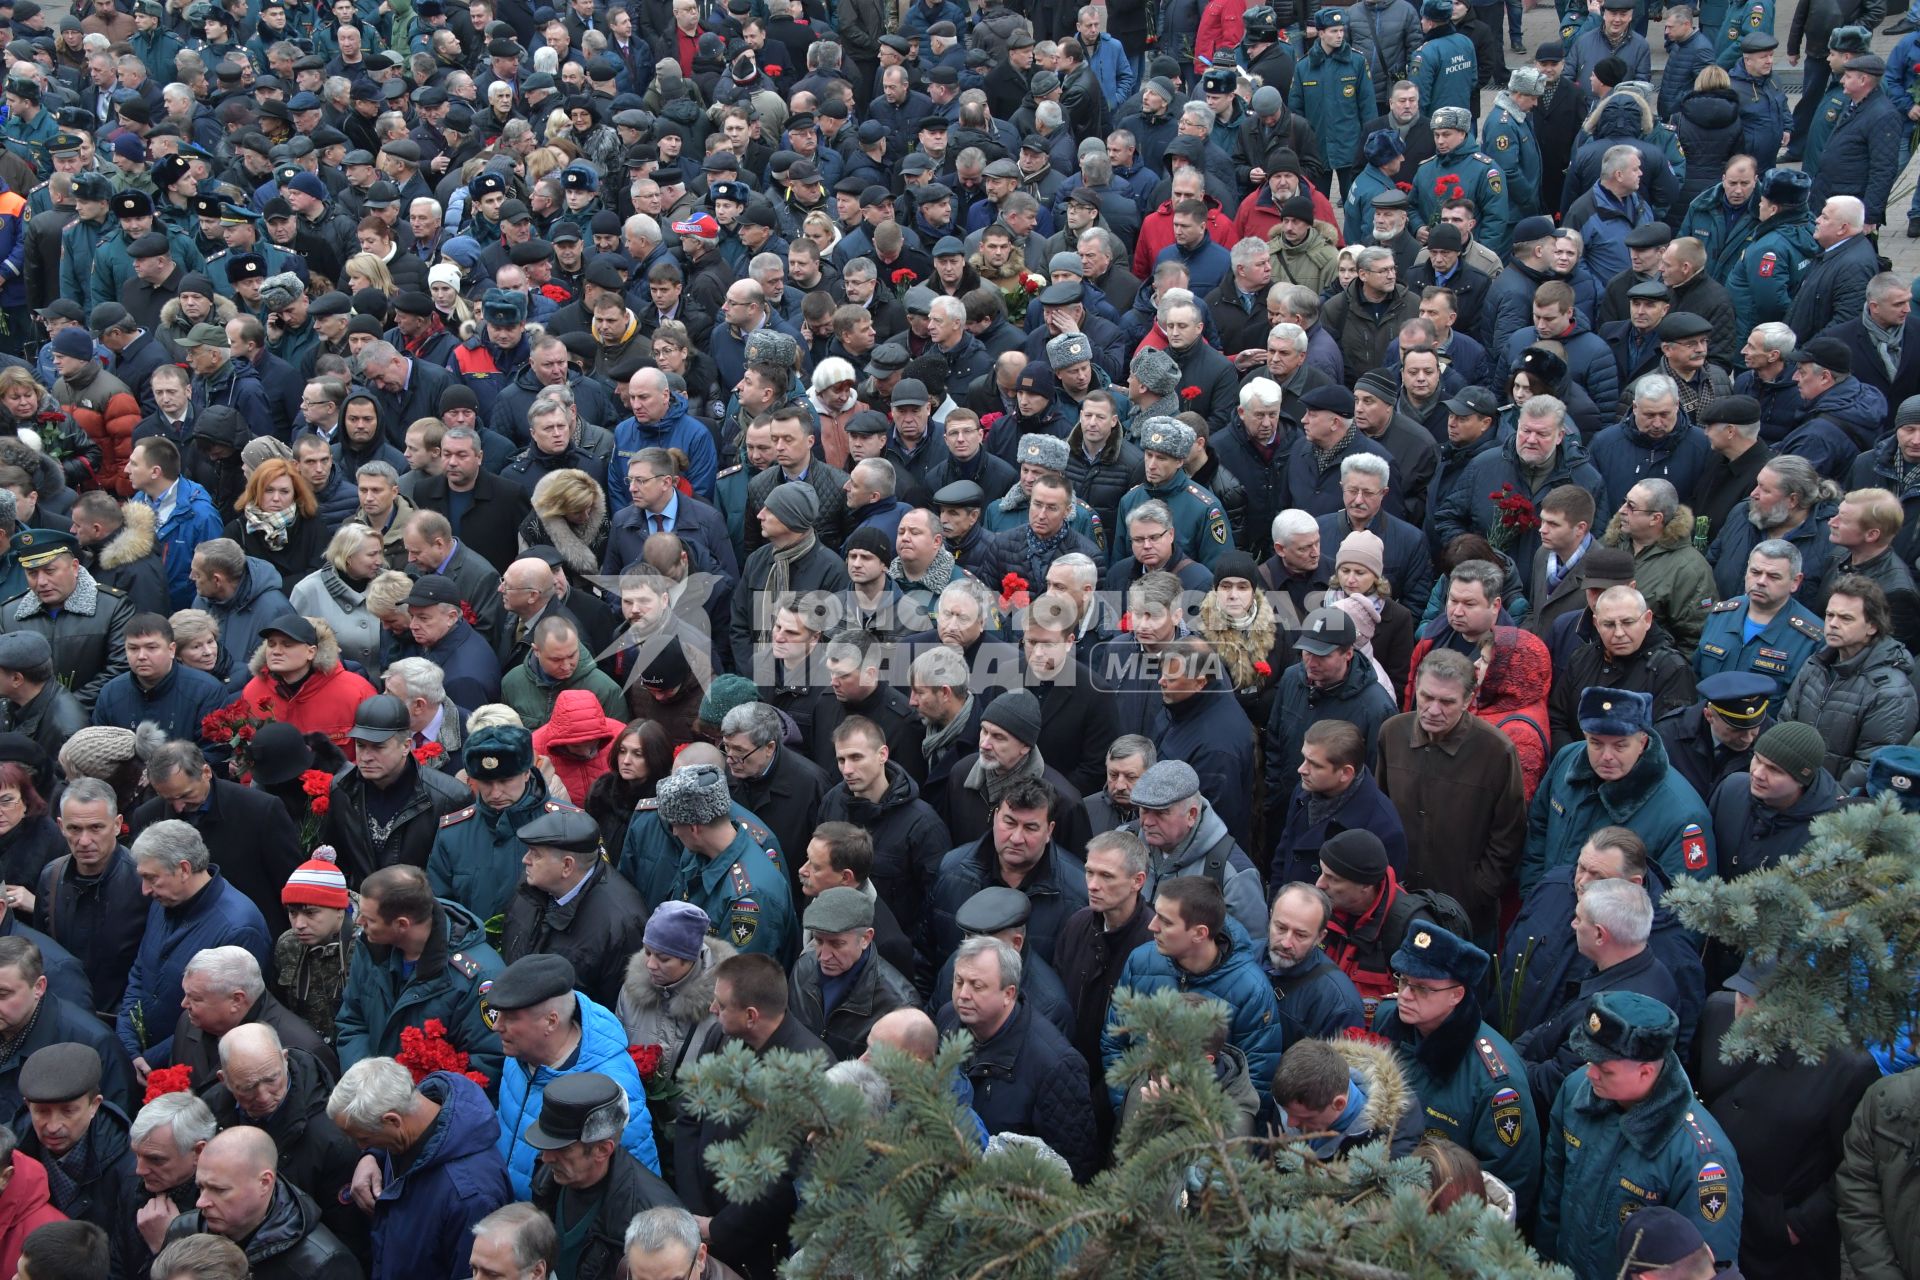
[1726, 187, 1818, 332]
[90, 211, 209, 311]
[1116, 417, 1232, 568]
[0, 105, 57, 176]
[1715, 0, 1773, 68]
[1409, 24, 1478, 117]
[1692, 595, 1824, 692]
[1539, 991, 1743, 1280]
[1376, 925, 1543, 1218]
[655, 763, 796, 963]
[333, 896, 506, 1085]
[1480, 91, 1542, 217]
[617, 797, 779, 910]
[1677, 183, 1761, 282]
[58, 208, 114, 307]
[1288, 36, 1377, 172]
[426, 724, 582, 928]
[1412, 123, 1513, 255]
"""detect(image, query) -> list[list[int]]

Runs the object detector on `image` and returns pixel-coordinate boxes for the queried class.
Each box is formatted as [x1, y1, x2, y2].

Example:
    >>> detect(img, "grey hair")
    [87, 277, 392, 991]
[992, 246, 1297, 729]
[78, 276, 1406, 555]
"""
[853, 457, 896, 499]
[1273, 509, 1319, 542]
[910, 644, 971, 692]
[385, 655, 446, 705]
[1750, 537, 1803, 577]
[1449, 558, 1504, 601]
[939, 575, 996, 620]
[825, 1059, 892, 1118]
[1597, 584, 1651, 615]
[1601, 144, 1640, 180]
[1106, 735, 1157, 768]
[1634, 478, 1679, 522]
[193, 537, 247, 580]
[1050, 552, 1098, 588]
[1079, 153, 1113, 185]
[625, 212, 662, 243]
[355, 340, 400, 370]
[928, 296, 966, 324]
[131, 819, 211, 873]
[1354, 246, 1394, 274]
[527, 391, 574, 426]
[356, 460, 401, 485]
[1581, 878, 1653, 946]
[1825, 195, 1865, 230]
[1762, 455, 1829, 510]
[1036, 100, 1064, 130]
[1178, 101, 1212, 128]
[1271, 284, 1321, 323]
[843, 257, 877, 281]
[1340, 453, 1390, 488]
[1752, 321, 1796, 355]
[721, 702, 783, 747]
[1086, 827, 1149, 876]
[1240, 378, 1283, 410]
[749, 252, 784, 280]
[1631, 373, 1679, 406]
[184, 946, 266, 1002]
[1077, 228, 1123, 260]
[955, 935, 1022, 988]
[1230, 237, 1269, 269]
[1126, 499, 1174, 533]
[59, 776, 118, 818]
[1270, 322, 1308, 353]
[1517, 394, 1569, 431]
[473, 1204, 558, 1274]
[216, 1021, 284, 1072]
[131, 1091, 218, 1154]
[1155, 293, 1201, 329]
[624, 1206, 702, 1259]
[327, 1057, 419, 1133]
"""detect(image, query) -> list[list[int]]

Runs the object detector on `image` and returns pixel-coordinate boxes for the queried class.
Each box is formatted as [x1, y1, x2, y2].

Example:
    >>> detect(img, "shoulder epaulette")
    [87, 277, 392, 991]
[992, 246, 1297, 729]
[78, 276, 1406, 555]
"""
[717, 463, 742, 478]
[544, 801, 565, 812]
[1474, 1034, 1510, 1080]
[1708, 597, 1744, 613]
[440, 805, 475, 827]
[728, 860, 752, 896]
[95, 583, 126, 597]
[449, 951, 483, 979]
[1788, 613, 1825, 640]
[1473, 152, 1496, 163]
[1683, 1111, 1719, 1153]
[636, 797, 660, 810]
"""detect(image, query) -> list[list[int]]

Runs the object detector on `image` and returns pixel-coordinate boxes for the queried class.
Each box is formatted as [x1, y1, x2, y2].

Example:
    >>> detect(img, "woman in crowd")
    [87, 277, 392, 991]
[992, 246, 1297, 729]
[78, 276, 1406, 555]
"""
[226, 458, 329, 584]
[290, 524, 389, 674]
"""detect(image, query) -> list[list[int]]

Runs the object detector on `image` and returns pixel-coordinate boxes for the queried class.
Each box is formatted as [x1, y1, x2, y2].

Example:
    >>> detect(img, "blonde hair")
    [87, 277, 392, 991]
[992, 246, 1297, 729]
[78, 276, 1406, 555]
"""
[467, 703, 527, 732]
[344, 252, 396, 294]
[324, 522, 380, 574]
[365, 570, 416, 619]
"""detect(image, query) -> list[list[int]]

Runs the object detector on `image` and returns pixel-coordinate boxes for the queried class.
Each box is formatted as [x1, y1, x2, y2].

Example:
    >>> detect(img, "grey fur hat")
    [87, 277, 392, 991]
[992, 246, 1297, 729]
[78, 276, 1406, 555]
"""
[1130, 346, 1179, 396]
[1015, 433, 1069, 472]
[655, 763, 732, 826]
[258, 271, 306, 313]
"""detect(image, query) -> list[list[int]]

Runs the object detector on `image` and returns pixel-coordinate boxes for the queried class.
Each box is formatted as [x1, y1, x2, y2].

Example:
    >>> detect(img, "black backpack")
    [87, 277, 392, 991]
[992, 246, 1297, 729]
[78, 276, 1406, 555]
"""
[1401, 886, 1474, 943]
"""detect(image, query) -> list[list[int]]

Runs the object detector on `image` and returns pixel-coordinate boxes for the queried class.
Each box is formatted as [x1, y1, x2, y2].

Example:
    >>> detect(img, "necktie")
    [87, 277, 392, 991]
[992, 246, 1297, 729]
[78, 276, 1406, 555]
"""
[651, 512, 664, 534]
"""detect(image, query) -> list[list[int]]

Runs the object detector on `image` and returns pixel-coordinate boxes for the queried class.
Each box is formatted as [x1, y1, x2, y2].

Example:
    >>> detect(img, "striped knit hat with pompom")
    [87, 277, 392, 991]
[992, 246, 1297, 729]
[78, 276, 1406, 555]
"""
[283, 846, 350, 909]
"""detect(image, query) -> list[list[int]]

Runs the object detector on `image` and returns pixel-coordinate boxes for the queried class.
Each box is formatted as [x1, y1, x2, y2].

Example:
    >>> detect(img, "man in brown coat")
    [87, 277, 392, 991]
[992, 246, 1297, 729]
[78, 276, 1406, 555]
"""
[1374, 648, 1527, 943]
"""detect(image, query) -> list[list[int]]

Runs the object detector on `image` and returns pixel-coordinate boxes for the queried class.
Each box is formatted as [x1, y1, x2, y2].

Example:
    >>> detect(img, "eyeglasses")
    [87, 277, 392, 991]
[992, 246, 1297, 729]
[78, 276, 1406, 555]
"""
[722, 741, 769, 765]
[1392, 974, 1461, 997]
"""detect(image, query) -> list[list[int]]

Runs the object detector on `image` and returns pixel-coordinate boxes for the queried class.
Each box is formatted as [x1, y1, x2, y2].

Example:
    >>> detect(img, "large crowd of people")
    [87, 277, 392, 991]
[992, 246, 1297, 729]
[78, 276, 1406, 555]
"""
[0, 0, 1917, 1274]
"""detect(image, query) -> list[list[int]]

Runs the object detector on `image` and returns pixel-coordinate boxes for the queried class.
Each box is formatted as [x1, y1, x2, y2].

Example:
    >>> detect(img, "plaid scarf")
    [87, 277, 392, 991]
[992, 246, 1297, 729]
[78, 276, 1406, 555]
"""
[1312, 422, 1360, 476]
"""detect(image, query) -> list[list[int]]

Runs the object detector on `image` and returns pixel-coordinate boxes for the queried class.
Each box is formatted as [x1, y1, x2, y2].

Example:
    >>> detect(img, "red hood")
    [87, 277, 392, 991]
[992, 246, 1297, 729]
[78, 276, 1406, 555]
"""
[533, 688, 626, 750]
[1475, 626, 1552, 716]
[0, 1151, 54, 1230]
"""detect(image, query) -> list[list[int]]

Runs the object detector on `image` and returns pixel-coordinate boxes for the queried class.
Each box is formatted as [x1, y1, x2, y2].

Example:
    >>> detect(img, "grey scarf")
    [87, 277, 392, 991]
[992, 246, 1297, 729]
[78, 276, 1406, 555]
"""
[890, 547, 956, 594]
[923, 690, 976, 759]
[763, 529, 818, 602]
[1864, 302, 1904, 379]
[1312, 422, 1360, 475]
[964, 740, 1045, 809]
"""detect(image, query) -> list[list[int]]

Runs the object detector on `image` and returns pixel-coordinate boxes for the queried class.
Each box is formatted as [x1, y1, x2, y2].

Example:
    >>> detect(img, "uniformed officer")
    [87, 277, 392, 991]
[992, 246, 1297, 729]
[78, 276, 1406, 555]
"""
[1538, 991, 1743, 1280]
[91, 189, 206, 313]
[0, 78, 58, 176]
[24, 132, 82, 218]
[335, 861, 505, 1083]
[1728, 34, 1791, 171]
[59, 172, 115, 308]
[1410, 0, 1479, 118]
[983, 432, 1107, 554]
[617, 759, 781, 909]
[1412, 107, 1512, 255]
[205, 204, 300, 298]
[1799, 25, 1874, 173]
[1376, 923, 1543, 1217]
[1287, 9, 1376, 188]
[1654, 670, 1773, 800]
[656, 763, 796, 962]
[1727, 168, 1817, 331]
[1114, 417, 1232, 569]
[1693, 542, 1824, 691]
[0, 529, 133, 711]
[1715, 0, 1775, 68]
[427, 724, 583, 925]
[1480, 68, 1544, 217]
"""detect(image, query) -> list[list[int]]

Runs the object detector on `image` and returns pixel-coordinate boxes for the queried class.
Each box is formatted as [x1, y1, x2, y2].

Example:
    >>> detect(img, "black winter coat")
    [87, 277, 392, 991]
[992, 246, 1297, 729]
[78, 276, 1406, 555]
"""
[729, 746, 828, 894]
[221, 513, 330, 587]
[500, 861, 651, 1009]
[807, 684, 927, 781]
[815, 764, 951, 942]
[1698, 991, 1881, 1280]
[410, 470, 533, 572]
[1671, 89, 1744, 209]
[1706, 766, 1840, 880]
[169, 988, 339, 1089]
[941, 755, 1093, 856]
[0, 990, 135, 1131]
[203, 1046, 369, 1264]
[1211, 418, 1290, 554]
[0, 814, 65, 901]
[1031, 667, 1121, 798]
[33, 847, 144, 1015]
[1053, 898, 1153, 1128]
[1065, 430, 1145, 539]
[320, 760, 474, 886]
[19, 1104, 139, 1278]
[1547, 629, 1698, 750]
[788, 947, 920, 1061]
[936, 997, 1100, 1181]
[923, 835, 1090, 983]
[531, 1148, 681, 1280]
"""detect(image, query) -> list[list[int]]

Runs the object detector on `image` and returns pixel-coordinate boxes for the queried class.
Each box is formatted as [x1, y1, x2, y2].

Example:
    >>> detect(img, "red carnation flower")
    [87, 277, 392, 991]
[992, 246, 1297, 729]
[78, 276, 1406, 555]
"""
[1253, 660, 1272, 677]
[412, 741, 446, 765]
[890, 267, 918, 285]
[1180, 385, 1202, 400]
[143, 1065, 193, 1103]
[459, 601, 479, 626]
[629, 1043, 664, 1081]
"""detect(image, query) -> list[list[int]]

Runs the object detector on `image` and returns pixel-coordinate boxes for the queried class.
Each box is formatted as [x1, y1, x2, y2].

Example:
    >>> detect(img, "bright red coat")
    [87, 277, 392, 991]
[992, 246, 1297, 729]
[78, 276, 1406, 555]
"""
[0, 1151, 66, 1280]
[242, 623, 378, 753]
[531, 688, 626, 806]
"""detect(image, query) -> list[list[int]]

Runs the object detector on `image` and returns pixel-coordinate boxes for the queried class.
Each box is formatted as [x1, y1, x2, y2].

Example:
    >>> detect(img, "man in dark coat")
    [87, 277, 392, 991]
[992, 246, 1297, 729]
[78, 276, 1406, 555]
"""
[408, 434, 532, 572]
[1807, 55, 1904, 232]
[0, 938, 135, 1130]
[159, 1127, 361, 1280]
[1832, 272, 1920, 413]
[16, 1042, 141, 1277]
[526, 1074, 681, 1280]
[1546, 587, 1699, 749]
[31, 789, 145, 1017]
[727, 482, 852, 673]
[675, 954, 829, 1278]
[166, 946, 339, 1086]
[1705, 720, 1841, 881]
[720, 701, 830, 891]
[1786, 201, 1881, 342]
[1053, 830, 1154, 1142]
[499, 809, 649, 1009]
[130, 742, 305, 940]
[321, 694, 475, 885]
[1652, 672, 1772, 802]
[940, 691, 1093, 854]
[813, 731, 951, 943]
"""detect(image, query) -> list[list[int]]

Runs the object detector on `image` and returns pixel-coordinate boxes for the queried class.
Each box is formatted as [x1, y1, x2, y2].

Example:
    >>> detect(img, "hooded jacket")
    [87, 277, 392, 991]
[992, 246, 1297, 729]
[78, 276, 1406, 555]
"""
[495, 992, 660, 1198]
[816, 763, 951, 942]
[1522, 735, 1717, 894]
[1779, 635, 1919, 790]
[0, 1150, 64, 1280]
[194, 556, 294, 667]
[1561, 91, 1682, 219]
[1599, 506, 1718, 653]
[86, 501, 170, 617]
[1777, 375, 1888, 480]
[1671, 87, 1744, 207]
[501, 640, 625, 727]
[241, 621, 379, 750]
[369, 1072, 513, 1280]
[1100, 916, 1285, 1104]
[1285, 1035, 1424, 1158]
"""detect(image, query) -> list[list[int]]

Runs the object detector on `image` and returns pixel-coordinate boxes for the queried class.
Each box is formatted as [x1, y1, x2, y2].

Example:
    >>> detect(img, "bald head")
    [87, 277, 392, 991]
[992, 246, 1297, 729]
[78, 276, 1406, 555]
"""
[217, 1022, 284, 1072]
[864, 1008, 939, 1062]
[203, 1125, 278, 1175]
[503, 556, 556, 616]
[675, 741, 725, 771]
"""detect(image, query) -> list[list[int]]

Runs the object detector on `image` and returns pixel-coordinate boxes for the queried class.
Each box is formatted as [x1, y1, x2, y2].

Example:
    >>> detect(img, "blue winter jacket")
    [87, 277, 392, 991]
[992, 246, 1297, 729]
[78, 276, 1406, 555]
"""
[1084, 32, 1137, 107]
[91, 661, 232, 745]
[495, 992, 660, 1197]
[607, 391, 719, 509]
[1567, 183, 1654, 284]
[193, 556, 293, 668]
[133, 477, 226, 609]
[1500, 316, 1620, 433]
[1100, 917, 1286, 1106]
[370, 1072, 513, 1280]
[1775, 376, 1887, 481]
[116, 869, 271, 1062]
[1587, 420, 1716, 503]
[1153, 234, 1233, 300]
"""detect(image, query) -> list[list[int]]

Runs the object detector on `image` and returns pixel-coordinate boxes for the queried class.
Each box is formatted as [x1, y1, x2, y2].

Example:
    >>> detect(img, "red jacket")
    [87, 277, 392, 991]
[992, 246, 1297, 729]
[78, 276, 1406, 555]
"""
[1133, 196, 1237, 281]
[54, 370, 140, 496]
[0, 1151, 65, 1280]
[242, 623, 378, 752]
[1194, 3, 1245, 72]
[1473, 626, 1554, 801]
[531, 688, 625, 806]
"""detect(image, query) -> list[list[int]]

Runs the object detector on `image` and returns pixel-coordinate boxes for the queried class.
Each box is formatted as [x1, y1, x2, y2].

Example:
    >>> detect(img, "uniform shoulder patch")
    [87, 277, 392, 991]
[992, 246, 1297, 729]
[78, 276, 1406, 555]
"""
[1475, 1035, 1510, 1080]
[440, 805, 476, 827]
[1788, 613, 1825, 640]
[1472, 152, 1496, 163]
[1491, 1085, 1524, 1147]
[728, 860, 753, 895]
[717, 464, 742, 478]
[95, 583, 126, 597]
[450, 952, 483, 980]
[636, 797, 661, 810]
[1708, 598, 1744, 613]
[1495, 134, 1511, 149]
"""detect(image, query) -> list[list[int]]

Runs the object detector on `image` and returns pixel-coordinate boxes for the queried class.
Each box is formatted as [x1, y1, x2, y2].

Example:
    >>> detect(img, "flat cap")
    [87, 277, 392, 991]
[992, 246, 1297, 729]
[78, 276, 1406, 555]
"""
[954, 885, 1032, 935]
[1656, 311, 1713, 341]
[1129, 759, 1201, 809]
[487, 953, 577, 1011]
[932, 479, 985, 509]
[518, 808, 603, 856]
[20, 1043, 102, 1102]
[1623, 220, 1674, 248]
[805, 886, 875, 933]
[0, 630, 51, 672]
